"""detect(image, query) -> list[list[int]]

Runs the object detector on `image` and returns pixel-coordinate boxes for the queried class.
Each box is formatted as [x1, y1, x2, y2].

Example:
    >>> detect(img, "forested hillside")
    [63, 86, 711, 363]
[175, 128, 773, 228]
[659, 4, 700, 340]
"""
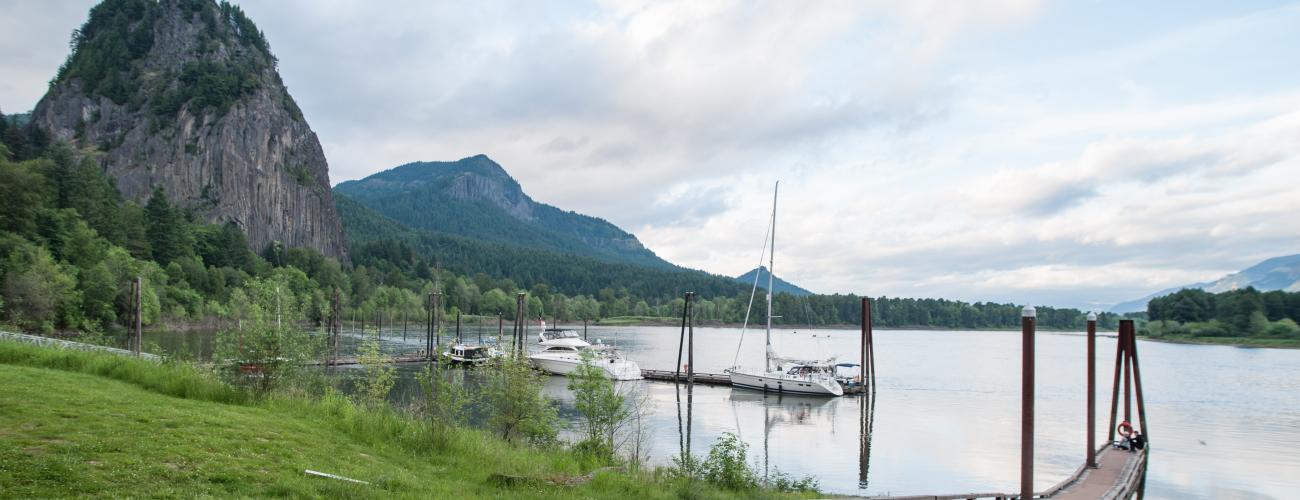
[335, 155, 667, 268]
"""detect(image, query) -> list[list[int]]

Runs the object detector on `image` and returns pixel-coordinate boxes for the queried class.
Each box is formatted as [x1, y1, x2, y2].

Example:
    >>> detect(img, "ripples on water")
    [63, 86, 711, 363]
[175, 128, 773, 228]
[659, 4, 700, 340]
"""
[144, 325, 1300, 498]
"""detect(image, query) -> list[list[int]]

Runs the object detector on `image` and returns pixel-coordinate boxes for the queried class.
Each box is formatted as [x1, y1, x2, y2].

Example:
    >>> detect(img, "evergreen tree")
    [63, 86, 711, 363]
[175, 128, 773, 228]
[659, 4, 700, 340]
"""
[144, 186, 192, 264]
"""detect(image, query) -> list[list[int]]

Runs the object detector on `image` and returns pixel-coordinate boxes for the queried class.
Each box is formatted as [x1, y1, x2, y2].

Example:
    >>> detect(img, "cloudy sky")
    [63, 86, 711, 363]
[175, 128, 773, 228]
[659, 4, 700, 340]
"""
[3, 1, 1299, 309]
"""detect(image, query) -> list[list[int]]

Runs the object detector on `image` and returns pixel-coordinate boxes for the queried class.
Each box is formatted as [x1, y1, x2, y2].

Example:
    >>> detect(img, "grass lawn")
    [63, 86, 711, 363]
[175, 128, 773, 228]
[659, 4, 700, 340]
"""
[0, 343, 804, 498]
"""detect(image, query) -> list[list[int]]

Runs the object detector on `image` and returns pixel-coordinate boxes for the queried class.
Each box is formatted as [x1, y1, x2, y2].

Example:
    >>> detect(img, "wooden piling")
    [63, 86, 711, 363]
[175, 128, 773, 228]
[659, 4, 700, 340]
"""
[1086, 312, 1097, 468]
[861, 297, 875, 391]
[1123, 332, 1131, 425]
[426, 292, 434, 360]
[675, 292, 689, 382]
[1021, 305, 1036, 500]
[1107, 322, 1124, 443]
[133, 276, 142, 356]
[514, 293, 526, 357]
[1124, 320, 1150, 441]
[687, 292, 695, 385]
[434, 293, 443, 354]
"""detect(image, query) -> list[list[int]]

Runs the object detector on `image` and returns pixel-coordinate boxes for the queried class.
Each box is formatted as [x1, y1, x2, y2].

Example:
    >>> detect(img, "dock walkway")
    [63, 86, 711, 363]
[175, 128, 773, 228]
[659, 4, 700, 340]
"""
[1046, 446, 1146, 499]
[861, 445, 1147, 500]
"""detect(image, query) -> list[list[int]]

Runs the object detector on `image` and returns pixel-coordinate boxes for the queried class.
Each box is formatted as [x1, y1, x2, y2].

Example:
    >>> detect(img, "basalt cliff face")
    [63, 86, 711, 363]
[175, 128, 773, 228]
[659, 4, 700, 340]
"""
[32, 0, 348, 261]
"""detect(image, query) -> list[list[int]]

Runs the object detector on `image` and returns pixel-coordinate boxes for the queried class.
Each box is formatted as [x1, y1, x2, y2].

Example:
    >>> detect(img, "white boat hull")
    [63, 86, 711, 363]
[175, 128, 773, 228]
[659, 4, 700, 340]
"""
[728, 369, 843, 397]
[529, 355, 643, 381]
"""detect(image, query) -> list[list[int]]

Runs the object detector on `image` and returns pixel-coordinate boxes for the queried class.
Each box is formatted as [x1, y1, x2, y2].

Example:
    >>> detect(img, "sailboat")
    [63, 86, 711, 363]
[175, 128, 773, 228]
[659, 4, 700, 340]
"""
[726, 182, 844, 397]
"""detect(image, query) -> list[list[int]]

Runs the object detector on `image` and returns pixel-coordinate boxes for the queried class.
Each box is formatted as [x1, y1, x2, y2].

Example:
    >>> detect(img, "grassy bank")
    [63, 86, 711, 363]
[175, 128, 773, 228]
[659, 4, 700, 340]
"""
[0, 342, 811, 498]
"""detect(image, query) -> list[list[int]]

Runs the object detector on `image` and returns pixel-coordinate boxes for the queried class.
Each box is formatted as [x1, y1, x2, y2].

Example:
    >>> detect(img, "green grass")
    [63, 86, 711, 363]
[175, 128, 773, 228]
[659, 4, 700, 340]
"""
[0, 341, 808, 498]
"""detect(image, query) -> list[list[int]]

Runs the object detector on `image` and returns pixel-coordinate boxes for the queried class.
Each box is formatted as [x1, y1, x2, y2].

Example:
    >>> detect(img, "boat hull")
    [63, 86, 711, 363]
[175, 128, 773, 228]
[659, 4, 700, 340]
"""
[728, 369, 843, 397]
[529, 355, 643, 380]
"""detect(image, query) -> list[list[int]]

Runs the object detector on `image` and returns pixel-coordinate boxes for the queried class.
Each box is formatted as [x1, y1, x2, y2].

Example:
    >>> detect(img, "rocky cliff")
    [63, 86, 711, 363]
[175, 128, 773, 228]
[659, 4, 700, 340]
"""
[32, 0, 348, 261]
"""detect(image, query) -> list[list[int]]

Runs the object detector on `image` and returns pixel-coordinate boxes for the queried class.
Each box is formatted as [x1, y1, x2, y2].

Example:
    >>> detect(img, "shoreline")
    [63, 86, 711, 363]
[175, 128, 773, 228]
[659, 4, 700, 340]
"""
[1136, 335, 1300, 349]
[24, 318, 1298, 350]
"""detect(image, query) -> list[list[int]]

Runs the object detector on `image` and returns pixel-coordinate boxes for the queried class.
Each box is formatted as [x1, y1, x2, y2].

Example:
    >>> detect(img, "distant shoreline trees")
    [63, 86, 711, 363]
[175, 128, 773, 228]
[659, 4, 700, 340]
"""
[1146, 287, 1300, 339]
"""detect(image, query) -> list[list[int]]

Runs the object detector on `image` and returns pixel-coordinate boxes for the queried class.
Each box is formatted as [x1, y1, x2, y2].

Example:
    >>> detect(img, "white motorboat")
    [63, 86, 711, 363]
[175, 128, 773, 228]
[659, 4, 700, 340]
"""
[537, 327, 590, 348]
[443, 344, 502, 366]
[529, 344, 643, 380]
[726, 181, 844, 397]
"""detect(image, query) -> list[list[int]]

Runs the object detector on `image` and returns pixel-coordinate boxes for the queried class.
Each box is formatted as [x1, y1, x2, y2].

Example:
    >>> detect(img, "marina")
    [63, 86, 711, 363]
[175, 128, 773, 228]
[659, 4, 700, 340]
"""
[55, 318, 1300, 498]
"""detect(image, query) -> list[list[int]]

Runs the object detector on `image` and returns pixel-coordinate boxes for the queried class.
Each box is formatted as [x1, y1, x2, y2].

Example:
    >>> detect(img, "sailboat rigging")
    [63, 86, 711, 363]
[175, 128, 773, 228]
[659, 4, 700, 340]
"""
[726, 181, 843, 397]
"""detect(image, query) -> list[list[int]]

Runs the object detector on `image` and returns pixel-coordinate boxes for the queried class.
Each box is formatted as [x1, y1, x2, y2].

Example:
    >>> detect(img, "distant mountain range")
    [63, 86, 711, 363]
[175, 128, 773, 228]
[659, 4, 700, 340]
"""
[1110, 253, 1300, 312]
[735, 266, 812, 296]
[334, 155, 671, 269]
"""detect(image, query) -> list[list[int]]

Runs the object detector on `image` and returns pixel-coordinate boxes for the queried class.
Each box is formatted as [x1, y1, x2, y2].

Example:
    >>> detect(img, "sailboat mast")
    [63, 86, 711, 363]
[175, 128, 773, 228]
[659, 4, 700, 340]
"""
[766, 181, 778, 372]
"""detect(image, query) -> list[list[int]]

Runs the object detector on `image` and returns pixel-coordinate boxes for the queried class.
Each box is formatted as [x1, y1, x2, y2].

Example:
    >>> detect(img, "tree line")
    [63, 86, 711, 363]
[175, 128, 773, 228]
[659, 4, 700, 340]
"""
[1146, 287, 1300, 338]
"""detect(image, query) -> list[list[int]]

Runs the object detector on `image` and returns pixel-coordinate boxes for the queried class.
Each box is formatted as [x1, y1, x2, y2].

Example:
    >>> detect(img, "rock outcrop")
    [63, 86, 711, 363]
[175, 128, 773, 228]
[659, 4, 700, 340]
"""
[32, 0, 348, 261]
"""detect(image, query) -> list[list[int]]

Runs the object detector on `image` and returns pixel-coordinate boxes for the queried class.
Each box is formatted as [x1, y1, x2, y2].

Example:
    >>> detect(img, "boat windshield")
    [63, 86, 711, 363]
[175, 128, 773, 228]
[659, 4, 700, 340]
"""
[786, 365, 829, 376]
[541, 329, 580, 340]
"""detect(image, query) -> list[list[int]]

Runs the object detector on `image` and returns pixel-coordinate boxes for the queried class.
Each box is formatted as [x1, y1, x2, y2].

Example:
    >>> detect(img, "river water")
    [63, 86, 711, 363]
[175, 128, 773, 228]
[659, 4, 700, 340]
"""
[143, 324, 1300, 499]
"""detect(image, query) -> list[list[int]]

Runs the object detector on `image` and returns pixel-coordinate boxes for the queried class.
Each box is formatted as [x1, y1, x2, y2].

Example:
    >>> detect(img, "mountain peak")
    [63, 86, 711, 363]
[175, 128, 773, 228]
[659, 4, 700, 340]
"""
[335, 157, 673, 268]
[736, 266, 812, 296]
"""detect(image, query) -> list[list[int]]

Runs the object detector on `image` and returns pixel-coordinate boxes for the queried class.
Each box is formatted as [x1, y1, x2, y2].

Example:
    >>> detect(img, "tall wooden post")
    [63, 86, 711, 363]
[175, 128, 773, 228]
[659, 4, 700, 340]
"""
[514, 293, 526, 357]
[676, 292, 690, 382]
[328, 288, 341, 372]
[497, 313, 503, 346]
[133, 276, 142, 356]
[1107, 322, 1125, 443]
[1021, 305, 1036, 500]
[1124, 320, 1149, 441]
[434, 293, 443, 354]
[403, 308, 408, 342]
[456, 312, 462, 344]
[426, 292, 434, 359]
[1123, 331, 1132, 425]
[861, 297, 874, 391]
[332, 289, 341, 369]
[583, 319, 588, 341]
[1086, 312, 1097, 468]
[687, 292, 695, 385]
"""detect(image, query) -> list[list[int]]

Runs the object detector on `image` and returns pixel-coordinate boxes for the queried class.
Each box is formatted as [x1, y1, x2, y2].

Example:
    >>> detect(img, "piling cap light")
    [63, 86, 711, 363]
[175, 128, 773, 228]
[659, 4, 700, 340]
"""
[1022, 305, 1037, 318]
[1087, 311, 1098, 321]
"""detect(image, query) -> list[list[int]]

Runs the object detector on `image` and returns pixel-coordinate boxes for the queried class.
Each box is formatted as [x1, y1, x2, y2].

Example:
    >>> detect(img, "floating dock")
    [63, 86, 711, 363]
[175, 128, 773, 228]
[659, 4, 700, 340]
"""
[638, 368, 869, 394]
[863, 446, 1147, 499]
[309, 353, 434, 366]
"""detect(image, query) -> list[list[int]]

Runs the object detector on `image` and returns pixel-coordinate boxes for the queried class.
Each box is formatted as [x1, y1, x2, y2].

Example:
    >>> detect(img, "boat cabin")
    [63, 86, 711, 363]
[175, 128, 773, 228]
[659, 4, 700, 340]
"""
[452, 346, 492, 359]
[539, 329, 581, 343]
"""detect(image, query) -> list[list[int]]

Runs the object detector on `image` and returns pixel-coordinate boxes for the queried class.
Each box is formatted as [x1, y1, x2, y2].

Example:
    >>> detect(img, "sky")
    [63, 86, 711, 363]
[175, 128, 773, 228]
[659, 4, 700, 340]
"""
[3, 0, 1299, 310]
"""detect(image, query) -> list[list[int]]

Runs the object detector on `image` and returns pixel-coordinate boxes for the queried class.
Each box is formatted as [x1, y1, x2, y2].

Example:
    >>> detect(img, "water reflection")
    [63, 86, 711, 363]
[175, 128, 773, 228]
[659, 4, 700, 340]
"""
[861, 392, 875, 490]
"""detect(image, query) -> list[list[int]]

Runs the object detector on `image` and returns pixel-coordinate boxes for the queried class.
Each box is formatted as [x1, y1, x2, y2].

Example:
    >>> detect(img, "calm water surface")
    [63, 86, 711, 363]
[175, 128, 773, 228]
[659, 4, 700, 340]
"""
[144, 325, 1300, 498]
